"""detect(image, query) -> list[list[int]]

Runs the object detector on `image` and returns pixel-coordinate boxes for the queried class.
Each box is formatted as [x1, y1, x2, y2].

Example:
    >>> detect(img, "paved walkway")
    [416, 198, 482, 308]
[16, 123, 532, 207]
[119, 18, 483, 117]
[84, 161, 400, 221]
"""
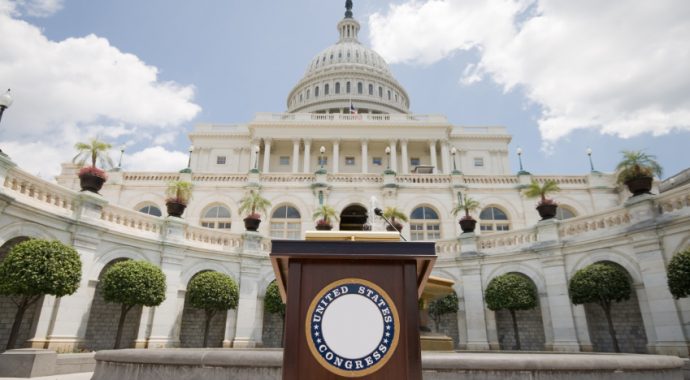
[0, 373, 92, 380]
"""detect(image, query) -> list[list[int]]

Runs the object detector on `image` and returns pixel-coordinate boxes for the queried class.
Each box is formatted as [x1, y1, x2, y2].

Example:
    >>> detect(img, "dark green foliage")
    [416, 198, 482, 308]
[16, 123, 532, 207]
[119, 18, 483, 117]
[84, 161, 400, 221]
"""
[264, 281, 286, 318]
[485, 273, 538, 312]
[428, 291, 458, 331]
[100, 260, 166, 349]
[667, 249, 690, 299]
[0, 239, 82, 350]
[485, 273, 538, 350]
[568, 263, 632, 352]
[187, 271, 239, 347]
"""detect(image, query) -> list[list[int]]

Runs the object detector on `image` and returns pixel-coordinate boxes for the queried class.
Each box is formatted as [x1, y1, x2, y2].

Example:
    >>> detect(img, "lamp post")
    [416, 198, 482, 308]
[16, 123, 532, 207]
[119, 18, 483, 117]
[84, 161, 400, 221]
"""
[117, 145, 125, 170]
[187, 145, 194, 169]
[0, 89, 14, 156]
[451, 146, 459, 174]
[385, 146, 391, 170]
[319, 146, 326, 170]
[516, 147, 529, 175]
[253, 146, 260, 171]
[587, 147, 595, 172]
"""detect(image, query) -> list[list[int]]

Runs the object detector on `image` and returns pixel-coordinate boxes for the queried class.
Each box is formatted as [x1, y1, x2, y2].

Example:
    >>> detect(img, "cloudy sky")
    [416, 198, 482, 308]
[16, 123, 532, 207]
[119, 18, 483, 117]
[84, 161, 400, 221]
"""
[0, 0, 688, 179]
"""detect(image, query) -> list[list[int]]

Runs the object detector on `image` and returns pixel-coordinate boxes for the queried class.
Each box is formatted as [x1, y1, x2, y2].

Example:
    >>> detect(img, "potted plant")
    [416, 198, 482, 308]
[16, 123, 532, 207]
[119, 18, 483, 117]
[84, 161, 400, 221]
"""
[239, 190, 271, 231]
[382, 206, 408, 232]
[616, 150, 662, 196]
[451, 196, 480, 233]
[165, 180, 193, 217]
[523, 179, 560, 220]
[313, 204, 339, 230]
[72, 138, 113, 193]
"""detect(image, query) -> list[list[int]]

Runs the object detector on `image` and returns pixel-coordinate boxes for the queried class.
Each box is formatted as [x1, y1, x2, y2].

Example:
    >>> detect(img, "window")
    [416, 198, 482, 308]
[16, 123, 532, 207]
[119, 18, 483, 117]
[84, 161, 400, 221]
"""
[319, 157, 328, 166]
[299, 93, 303, 102]
[387, 90, 391, 100]
[314, 86, 319, 97]
[410, 158, 420, 166]
[201, 205, 232, 229]
[346, 82, 351, 94]
[357, 82, 363, 94]
[335, 82, 341, 94]
[378, 86, 383, 98]
[325, 84, 330, 95]
[474, 157, 484, 167]
[556, 207, 576, 220]
[306, 89, 310, 99]
[479, 207, 510, 232]
[395, 94, 398, 102]
[372, 157, 382, 166]
[280, 156, 290, 165]
[369, 84, 374, 95]
[410, 206, 441, 241]
[345, 157, 355, 166]
[216, 156, 226, 165]
[270, 205, 301, 239]
[138, 204, 162, 217]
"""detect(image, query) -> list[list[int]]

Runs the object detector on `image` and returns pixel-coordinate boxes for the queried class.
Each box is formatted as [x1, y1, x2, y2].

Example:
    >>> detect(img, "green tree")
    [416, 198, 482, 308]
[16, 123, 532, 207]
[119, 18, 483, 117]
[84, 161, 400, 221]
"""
[264, 280, 286, 345]
[428, 291, 458, 332]
[187, 271, 239, 347]
[616, 150, 663, 184]
[165, 180, 193, 205]
[568, 263, 631, 352]
[450, 196, 480, 219]
[382, 206, 409, 224]
[668, 248, 690, 299]
[239, 190, 271, 218]
[101, 260, 166, 349]
[73, 138, 113, 169]
[312, 204, 339, 226]
[0, 239, 81, 350]
[523, 179, 560, 204]
[485, 273, 538, 350]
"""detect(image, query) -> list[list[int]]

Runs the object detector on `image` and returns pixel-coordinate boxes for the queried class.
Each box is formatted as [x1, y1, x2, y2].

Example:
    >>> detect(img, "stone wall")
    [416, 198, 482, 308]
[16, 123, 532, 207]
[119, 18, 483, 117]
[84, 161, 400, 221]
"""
[83, 283, 142, 351]
[179, 302, 227, 348]
[261, 312, 284, 348]
[494, 307, 546, 351]
[435, 313, 460, 349]
[584, 291, 647, 353]
[0, 296, 40, 351]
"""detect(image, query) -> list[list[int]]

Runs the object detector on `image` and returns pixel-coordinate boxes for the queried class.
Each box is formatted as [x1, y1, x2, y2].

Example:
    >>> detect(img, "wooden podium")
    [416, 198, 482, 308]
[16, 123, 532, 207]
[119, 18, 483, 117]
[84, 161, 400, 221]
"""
[270, 233, 436, 380]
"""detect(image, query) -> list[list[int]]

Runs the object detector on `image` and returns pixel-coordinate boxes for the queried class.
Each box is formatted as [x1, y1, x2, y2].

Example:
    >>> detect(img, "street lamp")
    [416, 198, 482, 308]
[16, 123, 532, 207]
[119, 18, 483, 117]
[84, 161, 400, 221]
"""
[187, 145, 194, 169]
[253, 146, 260, 170]
[385, 146, 392, 170]
[586, 147, 595, 172]
[451, 146, 459, 174]
[516, 147, 529, 174]
[117, 145, 125, 170]
[319, 146, 326, 170]
[0, 89, 14, 156]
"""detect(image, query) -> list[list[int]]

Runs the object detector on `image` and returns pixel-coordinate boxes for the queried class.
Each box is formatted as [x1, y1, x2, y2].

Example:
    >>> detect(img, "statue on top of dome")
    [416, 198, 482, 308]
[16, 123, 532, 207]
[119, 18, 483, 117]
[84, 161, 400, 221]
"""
[345, 0, 353, 18]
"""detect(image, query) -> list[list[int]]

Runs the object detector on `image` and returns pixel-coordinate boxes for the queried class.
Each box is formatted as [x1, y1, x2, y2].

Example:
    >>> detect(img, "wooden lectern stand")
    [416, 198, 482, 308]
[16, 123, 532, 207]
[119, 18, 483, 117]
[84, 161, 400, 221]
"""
[270, 234, 435, 380]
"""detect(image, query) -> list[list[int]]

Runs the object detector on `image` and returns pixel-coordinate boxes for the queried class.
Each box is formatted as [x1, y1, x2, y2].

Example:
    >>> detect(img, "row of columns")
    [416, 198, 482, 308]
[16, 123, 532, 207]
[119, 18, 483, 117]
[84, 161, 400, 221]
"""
[254, 138, 460, 174]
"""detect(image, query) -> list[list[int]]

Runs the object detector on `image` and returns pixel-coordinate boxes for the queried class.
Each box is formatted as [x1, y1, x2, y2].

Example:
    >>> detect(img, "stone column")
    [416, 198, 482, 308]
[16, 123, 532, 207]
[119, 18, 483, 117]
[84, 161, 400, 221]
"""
[303, 139, 311, 173]
[389, 140, 398, 173]
[222, 309, 238, 348]
[400, 139, 409, 174]
[360, 139, 368, 174]
[429, 140, 438, 174]
[292, 139, 300, 173]
[251, 140, 261, 171]
[26, 295, 56, 349]
[262, 138, 272, 173]
[232, 258, 261, 348]
[441, 142, 451, 174]
[147, 252, 184, 348]
[571, 305, 593, 351]
[332, 139, 340, 173]
[134, 306, 154, 348]
[460, 263, 490, 350]
[540, 254, 580, 352]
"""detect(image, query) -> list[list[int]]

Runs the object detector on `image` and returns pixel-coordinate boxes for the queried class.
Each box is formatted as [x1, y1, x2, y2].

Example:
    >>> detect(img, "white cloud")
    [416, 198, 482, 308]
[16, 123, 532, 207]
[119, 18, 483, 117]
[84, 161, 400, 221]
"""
[124, 146, 188, 172]
[369, 0, 690, 141]
[0, 6, 201, 178]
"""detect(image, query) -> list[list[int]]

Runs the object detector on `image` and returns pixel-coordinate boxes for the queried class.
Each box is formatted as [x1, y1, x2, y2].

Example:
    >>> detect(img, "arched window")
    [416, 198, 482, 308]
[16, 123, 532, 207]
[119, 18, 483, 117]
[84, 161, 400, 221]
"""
[410, 206, 441, 241]
[378, 86, 383, 98]
[314, 86, 319, 97]
[306, 89, 310, 99]
[201, 205, 232, 229]
[479, 207, 510, 232]
[387, 90, 391, 100]
[368, 84, 374, 95]
[270, 205, 301, 239]
[138, 204, 162, 217]
[556, 206, 576, 220]
[357, 82, 363, 94]
[324, 84, 330, 95]
[346, 81, 351, 94]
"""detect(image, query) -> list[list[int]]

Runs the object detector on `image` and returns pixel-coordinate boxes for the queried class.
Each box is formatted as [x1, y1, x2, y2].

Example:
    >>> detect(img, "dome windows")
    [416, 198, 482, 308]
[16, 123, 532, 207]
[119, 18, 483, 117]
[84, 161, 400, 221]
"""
[335, 82, 341, 94]
[378, 86, 383, 98]
[368, 84, 373, 95]
[314, 86, 319, 98]
[357, 82, 363, 94]
[346, 82, 351, 94]
[325, 84, 330, 95]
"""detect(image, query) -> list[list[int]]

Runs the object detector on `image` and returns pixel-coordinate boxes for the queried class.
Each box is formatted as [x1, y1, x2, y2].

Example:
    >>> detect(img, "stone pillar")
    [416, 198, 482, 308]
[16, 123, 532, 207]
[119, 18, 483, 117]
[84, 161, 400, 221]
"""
[292, 139, 300, 173]
[303, 139, 311, 173]
[222, 309, 238, 348]
[389, 140, 398, 173]
[400, 139, 409, 174]
[360, 139, 368, 174]
[251, 141, 260, 172]
[460, 263, 490, 350]
[429, 140, 438, 174]
[262, 138, 272, 173]
[232, 257, 261, 348]
[441, 142, 451, 174]
[26, 295, 56, 349]
[134, 307, 154, 348]
[571, 305, 593, 351]
[332, 139, 340, 173]
[540, 255, 580, 352]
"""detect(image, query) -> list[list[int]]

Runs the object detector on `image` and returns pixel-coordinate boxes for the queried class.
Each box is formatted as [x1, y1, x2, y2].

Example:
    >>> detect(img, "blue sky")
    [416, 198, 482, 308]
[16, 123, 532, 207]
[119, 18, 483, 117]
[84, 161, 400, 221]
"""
[1, 0, 688, 178]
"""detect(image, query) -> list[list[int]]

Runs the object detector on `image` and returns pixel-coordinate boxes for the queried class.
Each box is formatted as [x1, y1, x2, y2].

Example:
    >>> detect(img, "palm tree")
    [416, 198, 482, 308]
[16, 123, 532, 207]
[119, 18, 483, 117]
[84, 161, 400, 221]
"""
[73, 138, 113, 169]
[616, 150, 662, 184]
[382, 206, 408, 225]
[239, 190, 271, 218]
[451, 197, 481, 220]
[165, 181, 193, 205]
[313, 204, 339, 226]
[523, 180, 560, 205]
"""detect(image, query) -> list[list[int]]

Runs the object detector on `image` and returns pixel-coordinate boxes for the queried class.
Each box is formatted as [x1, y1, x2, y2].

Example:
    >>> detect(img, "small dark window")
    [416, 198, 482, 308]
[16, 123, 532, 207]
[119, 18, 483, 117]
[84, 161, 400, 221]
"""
[410, 158, 420, 166]
[315, 86, 319, 97]
[369, 84, 374, 95]
[216, 156, 226, 165]
[335, 82, 341, 94]
[346, 82, 351, 94]
[280, 156, 290, 165]
[345, 157, 355, 166]
[372, 157, 382, 166]
[388, 90, 391, 100]
[378, 86, 383, 97]
[474, 157, 484, 167]
[325, 84, 330, 95]
[139, 205, 162, 217]
[357, 82, 363, 94]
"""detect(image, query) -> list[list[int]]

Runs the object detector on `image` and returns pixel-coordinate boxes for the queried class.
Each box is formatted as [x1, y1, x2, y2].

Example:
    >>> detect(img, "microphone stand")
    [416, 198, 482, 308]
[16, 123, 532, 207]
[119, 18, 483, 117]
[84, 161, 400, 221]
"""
[374, 208, 407, 241]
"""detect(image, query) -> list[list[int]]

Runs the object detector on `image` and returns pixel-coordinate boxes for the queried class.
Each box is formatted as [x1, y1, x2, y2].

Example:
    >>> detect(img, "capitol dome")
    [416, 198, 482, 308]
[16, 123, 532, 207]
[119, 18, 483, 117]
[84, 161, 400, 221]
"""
[287, 3, 410, 114]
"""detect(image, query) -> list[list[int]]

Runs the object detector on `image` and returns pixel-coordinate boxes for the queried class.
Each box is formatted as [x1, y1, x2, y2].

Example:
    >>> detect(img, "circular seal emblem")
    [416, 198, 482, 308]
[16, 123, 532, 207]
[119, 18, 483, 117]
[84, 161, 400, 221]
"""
[305, 278, 400, 377]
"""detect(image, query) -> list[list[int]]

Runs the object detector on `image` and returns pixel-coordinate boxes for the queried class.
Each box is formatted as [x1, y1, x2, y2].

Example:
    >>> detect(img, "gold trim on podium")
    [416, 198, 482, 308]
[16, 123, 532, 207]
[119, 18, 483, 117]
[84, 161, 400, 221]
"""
[305, 231, 401, 242]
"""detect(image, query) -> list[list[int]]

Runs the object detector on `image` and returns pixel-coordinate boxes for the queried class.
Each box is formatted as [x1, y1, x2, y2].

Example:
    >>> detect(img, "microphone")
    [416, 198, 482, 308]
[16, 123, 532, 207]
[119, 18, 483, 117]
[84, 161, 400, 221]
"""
[373, 208, 407, 241]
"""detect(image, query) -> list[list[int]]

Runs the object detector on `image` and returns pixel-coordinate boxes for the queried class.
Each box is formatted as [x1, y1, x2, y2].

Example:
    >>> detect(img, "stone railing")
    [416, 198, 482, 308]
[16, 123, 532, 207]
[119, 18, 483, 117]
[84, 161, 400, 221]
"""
[101, 205, 164, 235]
[192, 174, 248, 183]
[396, 175, 451, 185]
[533, 175, 589, 185]
[656, 185, 690, 214]
[328, 174, 382, 184]
[123, 173, 181, 182]
[253, 112, 449, 124]
[260, 174, 315, 184]
[462, 176, 519, 185]
[476, 228, 538, 251]
[435, 239, 461, 258]
[184, 225, 243, 250]
[558, 207, 632, 238]
[2, 166, 77, 214]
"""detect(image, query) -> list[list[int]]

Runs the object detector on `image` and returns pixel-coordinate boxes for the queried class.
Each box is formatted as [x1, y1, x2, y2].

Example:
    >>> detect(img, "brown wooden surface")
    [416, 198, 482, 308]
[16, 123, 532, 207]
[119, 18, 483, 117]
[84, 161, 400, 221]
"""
[273, 240, 434, 380]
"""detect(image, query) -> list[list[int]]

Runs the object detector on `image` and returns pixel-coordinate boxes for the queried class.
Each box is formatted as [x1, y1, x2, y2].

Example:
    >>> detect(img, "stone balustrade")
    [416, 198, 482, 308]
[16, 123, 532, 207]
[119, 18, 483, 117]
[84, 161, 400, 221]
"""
[2, 166, 77, 214]
[657, 185, 690, 214]
[184, 225, 243, 250]
[100, 205, 164, 235]
[476, 227, 538, 252]
[122, 173, 181, 182]
[558, 208, 632, 238]
[253, 112, 449, 124]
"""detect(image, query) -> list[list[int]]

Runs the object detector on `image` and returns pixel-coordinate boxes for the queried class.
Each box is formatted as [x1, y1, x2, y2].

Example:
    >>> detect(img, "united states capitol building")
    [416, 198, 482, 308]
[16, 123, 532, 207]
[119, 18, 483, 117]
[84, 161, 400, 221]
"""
[1, 2, 689, 358]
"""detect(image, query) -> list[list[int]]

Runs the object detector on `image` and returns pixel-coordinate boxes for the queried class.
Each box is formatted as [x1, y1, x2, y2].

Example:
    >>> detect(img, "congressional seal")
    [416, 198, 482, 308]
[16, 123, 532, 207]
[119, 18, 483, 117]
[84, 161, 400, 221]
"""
[305, 278, 400, 377]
